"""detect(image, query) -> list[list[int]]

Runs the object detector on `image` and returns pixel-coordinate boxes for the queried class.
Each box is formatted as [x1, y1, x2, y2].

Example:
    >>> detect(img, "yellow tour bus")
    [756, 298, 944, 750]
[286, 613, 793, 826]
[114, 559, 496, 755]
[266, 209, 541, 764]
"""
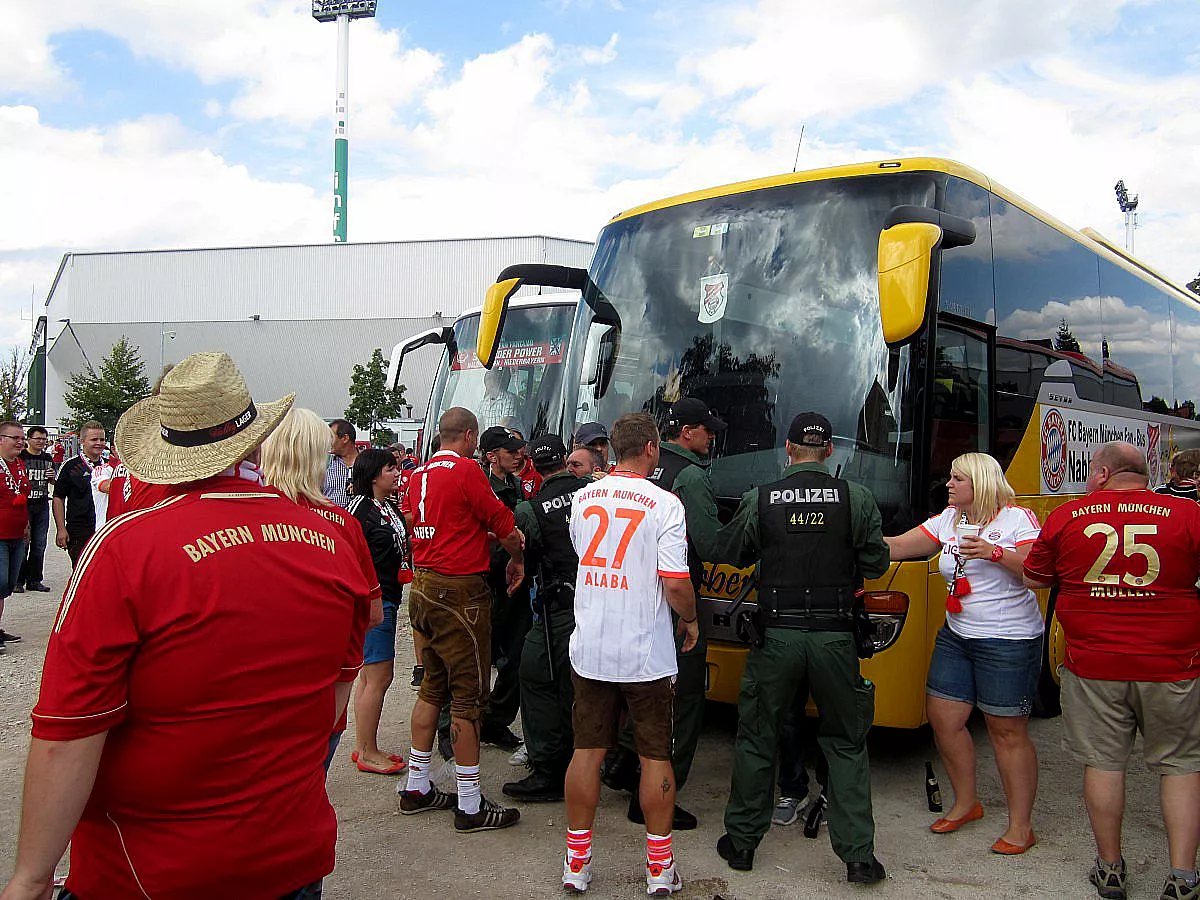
[475, 157, 1200, 728]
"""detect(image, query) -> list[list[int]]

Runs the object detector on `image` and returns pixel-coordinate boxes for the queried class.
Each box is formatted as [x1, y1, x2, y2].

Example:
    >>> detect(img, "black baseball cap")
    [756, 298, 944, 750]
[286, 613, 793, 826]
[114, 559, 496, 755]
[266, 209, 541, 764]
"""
[480, 425, 526, 453]
[667, 397, 727, 432]
[529, 433, 567, 464]
[574, 422, 609, 446]
[787, 412, 832, 446]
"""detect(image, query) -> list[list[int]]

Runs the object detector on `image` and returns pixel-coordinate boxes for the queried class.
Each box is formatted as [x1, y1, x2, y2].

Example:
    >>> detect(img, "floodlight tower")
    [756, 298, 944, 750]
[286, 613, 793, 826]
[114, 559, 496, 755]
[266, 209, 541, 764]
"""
[313, 0, 378, 242]
[1114, 179, 1140, 255]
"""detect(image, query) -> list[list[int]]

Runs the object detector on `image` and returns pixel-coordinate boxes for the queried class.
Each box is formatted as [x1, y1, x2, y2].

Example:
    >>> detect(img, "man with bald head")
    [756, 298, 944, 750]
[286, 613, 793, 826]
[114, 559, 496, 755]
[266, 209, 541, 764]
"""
[399, 406, 526, 833]
[1025, 441, 1200, 900]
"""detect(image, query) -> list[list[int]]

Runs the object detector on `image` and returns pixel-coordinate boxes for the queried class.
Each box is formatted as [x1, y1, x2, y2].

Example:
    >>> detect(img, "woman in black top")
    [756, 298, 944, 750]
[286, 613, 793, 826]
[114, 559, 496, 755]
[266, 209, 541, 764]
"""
[347, 449, 413, 775]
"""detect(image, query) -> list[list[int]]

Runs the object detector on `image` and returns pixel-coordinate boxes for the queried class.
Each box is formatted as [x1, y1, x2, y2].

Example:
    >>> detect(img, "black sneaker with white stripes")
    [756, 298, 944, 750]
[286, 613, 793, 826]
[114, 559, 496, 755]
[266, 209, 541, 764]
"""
[454, 796, 520, 832]
[398, 785, 457, 815]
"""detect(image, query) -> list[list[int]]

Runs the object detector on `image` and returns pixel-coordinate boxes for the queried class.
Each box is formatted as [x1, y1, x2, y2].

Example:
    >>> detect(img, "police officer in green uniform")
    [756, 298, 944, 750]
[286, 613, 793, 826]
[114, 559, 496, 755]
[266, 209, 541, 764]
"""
[478, 425, 533, 750]
[606, 397, 725, 831]
[501, 435, 590, 801]
[715, 412, 890, 885]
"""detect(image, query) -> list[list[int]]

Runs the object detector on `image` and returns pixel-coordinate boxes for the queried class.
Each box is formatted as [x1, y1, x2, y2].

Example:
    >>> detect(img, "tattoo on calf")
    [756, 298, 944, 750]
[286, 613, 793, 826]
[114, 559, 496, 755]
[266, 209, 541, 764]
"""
[661, 777, 670, 797]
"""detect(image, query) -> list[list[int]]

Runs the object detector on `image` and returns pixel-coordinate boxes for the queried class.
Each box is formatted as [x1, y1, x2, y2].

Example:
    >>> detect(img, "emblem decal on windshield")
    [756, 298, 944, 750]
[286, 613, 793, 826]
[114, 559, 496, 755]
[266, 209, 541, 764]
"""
[699, 273, 729, 324]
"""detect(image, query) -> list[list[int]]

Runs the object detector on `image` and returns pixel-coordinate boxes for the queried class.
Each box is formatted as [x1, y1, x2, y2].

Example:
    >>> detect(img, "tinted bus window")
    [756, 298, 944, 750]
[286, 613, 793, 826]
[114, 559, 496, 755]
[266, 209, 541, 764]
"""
[1172, 301, 1200, 419]
[995, 340, 1054, 467]
[928, 326, 990, 510]
[992, 197, 1103, 401]
[1098, 260, 1167, 412]
[940, 177, 995, 324]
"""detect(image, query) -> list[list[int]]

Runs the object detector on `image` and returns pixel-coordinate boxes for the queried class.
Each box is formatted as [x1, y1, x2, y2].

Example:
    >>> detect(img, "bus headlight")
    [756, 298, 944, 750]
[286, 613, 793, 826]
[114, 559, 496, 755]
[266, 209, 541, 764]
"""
[864, 590, 908, 653]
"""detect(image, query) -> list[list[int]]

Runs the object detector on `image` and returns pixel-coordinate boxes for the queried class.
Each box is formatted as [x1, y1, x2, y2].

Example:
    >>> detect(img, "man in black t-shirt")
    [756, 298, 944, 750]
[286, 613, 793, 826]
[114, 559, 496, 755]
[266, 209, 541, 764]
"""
[52, 422, 106, 568]
[16, 425, 56, 592]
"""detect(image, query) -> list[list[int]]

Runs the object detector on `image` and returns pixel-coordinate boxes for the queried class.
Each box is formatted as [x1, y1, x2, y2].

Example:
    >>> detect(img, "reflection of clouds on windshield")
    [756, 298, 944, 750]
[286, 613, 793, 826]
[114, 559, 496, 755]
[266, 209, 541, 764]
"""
[991, 200, 1057, 263]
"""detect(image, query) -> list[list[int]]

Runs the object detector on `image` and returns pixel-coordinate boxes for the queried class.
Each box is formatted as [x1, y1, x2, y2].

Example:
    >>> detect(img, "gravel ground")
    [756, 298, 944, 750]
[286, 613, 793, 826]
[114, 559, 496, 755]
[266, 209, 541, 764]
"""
[0, 550, 1177, 899]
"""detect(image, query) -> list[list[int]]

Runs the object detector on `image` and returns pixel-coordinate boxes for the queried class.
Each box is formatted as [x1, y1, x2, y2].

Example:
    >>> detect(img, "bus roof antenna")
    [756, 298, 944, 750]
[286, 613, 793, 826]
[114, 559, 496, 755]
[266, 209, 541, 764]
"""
[792, 125, 806, 173]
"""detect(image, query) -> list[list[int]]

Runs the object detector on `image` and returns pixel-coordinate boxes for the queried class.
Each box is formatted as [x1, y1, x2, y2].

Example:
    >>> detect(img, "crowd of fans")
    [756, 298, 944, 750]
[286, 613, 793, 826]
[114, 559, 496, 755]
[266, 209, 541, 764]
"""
[0, 349, 1197, 900]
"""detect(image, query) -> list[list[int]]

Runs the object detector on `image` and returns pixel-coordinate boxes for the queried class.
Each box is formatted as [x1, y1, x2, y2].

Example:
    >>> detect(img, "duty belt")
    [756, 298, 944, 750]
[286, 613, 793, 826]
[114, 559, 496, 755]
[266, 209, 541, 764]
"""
[757, 585, 855, 615]
[760, 610, 855, 632]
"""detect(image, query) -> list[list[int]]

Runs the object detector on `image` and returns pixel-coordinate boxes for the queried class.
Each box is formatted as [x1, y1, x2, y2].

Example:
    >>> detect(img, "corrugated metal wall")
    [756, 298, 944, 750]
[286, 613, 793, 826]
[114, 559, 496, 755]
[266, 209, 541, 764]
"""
[47, 236, 594, 324]
[43, 236, 594, 426]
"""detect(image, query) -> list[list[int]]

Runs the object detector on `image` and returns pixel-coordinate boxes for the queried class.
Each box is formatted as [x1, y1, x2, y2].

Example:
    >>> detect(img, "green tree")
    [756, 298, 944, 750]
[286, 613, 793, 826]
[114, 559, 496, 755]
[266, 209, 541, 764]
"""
[1054, 318, 1082, 354]
[345, 348, 407, 444]
[0, 347, 28, 422]
[61, 336, 152, 434]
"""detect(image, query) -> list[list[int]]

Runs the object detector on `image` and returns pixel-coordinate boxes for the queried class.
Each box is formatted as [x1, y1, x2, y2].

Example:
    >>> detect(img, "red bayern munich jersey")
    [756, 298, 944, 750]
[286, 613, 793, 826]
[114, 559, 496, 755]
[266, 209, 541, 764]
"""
[1025, 488, 1200, 681]
[105, 469, 185, 520]
[33, 478, 378, 898]
[401, 449, 515, 575]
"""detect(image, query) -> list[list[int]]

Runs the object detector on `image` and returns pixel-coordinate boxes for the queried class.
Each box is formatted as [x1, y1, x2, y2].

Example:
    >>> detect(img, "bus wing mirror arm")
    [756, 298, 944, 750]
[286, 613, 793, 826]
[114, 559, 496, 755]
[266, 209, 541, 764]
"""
[477, 263, 590, 369]
[388, 326, 455, 390]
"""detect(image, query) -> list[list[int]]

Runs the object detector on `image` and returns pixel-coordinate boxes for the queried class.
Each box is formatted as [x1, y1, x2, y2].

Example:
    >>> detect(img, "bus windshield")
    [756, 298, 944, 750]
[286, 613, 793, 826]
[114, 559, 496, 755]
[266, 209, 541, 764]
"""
[569, 173, 936, 532]
[430, 303, 576, 439]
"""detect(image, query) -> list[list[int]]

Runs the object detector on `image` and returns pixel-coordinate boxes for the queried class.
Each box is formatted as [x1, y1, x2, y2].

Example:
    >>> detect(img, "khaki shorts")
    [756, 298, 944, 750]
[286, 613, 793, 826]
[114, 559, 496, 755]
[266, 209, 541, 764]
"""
[1061, 669, 1200, 775]
[409, 569, 492, 721]
[571, 672, 674, 761]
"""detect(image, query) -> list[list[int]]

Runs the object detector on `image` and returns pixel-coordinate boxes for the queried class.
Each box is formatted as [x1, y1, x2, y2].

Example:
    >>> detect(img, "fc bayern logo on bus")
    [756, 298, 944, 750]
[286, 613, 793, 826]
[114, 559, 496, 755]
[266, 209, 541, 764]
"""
[1041, 408, 1067, 493]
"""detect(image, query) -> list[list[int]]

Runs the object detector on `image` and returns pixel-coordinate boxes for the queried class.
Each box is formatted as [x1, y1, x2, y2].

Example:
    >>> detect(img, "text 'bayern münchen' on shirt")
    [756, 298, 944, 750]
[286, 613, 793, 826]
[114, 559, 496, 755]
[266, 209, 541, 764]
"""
[568, 471, 689, 683]
[1024, 488, 1200, 682]
[401, 449, 516, 576]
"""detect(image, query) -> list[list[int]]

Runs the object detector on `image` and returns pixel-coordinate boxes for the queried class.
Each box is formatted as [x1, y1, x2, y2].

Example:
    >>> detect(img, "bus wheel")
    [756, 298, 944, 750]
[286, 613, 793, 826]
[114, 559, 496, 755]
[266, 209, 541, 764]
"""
[1032, 590, 1061, 719]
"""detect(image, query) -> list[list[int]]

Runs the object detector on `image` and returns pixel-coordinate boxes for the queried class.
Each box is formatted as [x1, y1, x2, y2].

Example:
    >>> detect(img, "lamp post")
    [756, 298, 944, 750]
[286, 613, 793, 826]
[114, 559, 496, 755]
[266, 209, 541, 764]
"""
[312, 0, 378, 243]
[1114, 179, 1140, 254]
[159, 327, 176, 374]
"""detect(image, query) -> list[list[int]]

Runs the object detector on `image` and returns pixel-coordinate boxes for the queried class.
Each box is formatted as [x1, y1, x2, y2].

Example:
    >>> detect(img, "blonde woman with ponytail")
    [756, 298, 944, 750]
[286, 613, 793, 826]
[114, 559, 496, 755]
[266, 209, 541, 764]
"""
[886, 452, 1043, 856]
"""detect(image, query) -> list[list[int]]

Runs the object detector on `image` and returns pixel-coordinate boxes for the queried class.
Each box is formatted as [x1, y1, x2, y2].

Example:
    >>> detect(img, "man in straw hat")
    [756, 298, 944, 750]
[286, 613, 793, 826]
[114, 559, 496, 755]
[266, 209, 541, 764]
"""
[3, 352, 378, 900]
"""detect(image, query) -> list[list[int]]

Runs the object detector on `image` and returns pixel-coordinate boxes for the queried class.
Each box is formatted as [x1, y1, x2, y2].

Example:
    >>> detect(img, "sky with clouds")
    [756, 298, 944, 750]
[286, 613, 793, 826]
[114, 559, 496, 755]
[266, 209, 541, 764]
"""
[2, 0, 1198, 352]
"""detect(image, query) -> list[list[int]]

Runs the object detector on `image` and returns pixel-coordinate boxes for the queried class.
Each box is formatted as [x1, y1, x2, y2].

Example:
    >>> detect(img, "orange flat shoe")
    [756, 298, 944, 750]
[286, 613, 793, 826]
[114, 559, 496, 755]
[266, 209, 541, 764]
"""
[991, 832, 1036, 855]
[930, 801, 984, 833]
[350, 750, 404, 764]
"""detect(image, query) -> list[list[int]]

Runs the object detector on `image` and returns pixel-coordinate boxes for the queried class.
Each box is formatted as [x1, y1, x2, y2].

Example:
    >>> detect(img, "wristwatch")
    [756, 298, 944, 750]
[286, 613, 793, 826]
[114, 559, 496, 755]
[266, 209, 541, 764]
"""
[990, 544, 1005, 562]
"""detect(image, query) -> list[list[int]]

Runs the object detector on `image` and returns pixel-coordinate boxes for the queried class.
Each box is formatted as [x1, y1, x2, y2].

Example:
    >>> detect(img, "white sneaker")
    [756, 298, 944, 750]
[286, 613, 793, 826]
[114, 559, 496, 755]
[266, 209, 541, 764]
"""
[509, 743, 530, 767]
[645, 861, 682, 895]
[562, 856, 592, 893]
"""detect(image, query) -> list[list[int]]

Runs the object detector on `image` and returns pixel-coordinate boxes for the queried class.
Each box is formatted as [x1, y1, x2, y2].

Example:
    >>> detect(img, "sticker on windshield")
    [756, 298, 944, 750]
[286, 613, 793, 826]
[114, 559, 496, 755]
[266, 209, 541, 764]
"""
[711, 222, 729, 236]
[692, 222, 728, 238]
[699, 273, 729, 324]
[692, 225, 711, 238]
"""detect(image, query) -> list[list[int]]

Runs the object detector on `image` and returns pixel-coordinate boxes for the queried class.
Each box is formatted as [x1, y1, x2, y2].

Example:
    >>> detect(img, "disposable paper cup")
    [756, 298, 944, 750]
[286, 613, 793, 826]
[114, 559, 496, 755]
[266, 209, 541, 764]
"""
[956, 523, 981, 542]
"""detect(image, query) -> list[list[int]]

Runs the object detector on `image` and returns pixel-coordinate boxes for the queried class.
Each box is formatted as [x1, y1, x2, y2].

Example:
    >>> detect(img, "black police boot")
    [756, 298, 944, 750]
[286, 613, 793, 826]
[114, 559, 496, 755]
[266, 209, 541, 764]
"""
[626, 791, 698, 831]
[437, 726, 454, 761]
[846, 857, 886, 885]
[717, 833, 754, 871]
[600, 746, 640, 793]
[502, 767, 564, 802]
[479, 723, 522, 751]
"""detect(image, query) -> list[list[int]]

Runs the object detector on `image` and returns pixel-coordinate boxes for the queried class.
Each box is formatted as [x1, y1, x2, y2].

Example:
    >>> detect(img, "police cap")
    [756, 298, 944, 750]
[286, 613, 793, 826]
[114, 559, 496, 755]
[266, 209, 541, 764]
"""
[787, 412, 832, 446]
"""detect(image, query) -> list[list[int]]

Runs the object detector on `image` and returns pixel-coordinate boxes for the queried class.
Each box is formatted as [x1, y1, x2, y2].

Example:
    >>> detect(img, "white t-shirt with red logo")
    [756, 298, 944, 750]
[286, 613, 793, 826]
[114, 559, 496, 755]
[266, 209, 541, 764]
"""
[568, 471, 689, 683]
[920, 505, 1043, 640]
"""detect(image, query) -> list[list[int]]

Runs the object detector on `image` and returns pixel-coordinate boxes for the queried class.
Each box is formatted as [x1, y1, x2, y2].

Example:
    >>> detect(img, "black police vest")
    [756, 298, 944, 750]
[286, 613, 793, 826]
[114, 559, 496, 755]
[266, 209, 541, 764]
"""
[756, 469, 859, 618]
[648, 445, 705, 587]
[531, 474, 589, 591]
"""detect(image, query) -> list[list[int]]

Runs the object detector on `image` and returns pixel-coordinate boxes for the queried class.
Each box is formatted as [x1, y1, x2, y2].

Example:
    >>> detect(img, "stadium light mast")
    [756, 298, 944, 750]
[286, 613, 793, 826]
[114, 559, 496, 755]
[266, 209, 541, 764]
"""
[1114, 179, 1140, 255]
[312, 0, 377, 242]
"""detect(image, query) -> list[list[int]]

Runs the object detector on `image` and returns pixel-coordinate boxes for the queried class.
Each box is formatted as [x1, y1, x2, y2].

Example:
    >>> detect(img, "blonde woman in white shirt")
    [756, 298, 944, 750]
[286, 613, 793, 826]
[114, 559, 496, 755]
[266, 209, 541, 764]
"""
[886, 452, 1042, 856]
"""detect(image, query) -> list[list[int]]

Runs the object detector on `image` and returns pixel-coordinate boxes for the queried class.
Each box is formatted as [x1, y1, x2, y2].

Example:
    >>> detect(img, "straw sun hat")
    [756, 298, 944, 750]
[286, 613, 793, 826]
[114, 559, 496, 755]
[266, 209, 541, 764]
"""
[115, 351, 295, 485]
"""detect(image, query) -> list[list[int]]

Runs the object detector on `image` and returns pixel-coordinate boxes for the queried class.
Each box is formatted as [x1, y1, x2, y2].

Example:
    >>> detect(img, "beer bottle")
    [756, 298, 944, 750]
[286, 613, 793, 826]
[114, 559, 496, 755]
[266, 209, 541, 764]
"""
[925, 760, 943, 812]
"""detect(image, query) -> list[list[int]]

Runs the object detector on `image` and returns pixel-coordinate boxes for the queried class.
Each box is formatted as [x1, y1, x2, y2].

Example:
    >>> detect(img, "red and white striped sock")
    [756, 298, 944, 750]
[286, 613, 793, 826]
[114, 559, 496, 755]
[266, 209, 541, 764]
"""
[456, 764, 481, 815]
[646, 832, 673, 869]
[566, 828, 592, 864]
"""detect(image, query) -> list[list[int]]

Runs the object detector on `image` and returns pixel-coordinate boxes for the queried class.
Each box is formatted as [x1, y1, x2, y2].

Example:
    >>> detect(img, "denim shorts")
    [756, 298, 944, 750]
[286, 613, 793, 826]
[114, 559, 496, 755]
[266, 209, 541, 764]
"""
[926, 625, 1043, 717]
[362, 600, 398, 665]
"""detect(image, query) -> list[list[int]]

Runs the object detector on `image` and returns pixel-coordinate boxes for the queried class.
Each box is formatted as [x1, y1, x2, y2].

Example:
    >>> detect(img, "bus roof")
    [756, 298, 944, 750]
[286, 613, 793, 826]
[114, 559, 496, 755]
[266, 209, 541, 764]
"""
[609, 157, 1199, 308]
[450, 292, 579, 324]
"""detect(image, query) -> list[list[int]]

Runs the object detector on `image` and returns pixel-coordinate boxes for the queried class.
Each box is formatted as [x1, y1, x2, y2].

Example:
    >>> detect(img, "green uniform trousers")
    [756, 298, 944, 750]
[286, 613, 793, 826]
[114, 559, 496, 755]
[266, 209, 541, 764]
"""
[724, 627, 876, 864]
[483, 576, 531, 730]
[517, 608, 576, 773]
[618, 624, 707, 790]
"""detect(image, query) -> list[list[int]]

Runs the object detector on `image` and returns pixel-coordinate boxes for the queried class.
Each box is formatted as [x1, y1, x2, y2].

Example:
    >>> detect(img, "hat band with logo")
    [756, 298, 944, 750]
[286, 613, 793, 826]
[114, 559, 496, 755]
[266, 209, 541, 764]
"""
[161, 402, 258, 448]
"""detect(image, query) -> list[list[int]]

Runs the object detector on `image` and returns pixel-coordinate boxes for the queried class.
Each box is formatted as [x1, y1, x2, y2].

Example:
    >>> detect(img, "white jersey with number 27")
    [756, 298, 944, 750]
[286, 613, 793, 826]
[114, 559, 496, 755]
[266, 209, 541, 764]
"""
[568, 471, 690, 683]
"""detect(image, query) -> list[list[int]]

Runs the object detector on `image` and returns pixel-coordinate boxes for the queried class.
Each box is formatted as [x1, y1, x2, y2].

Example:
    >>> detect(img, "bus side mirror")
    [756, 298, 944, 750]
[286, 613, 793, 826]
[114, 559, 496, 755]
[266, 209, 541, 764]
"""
[388, 326, 455, 390]
[877, 207, 975, 347]
[477, 263, 588, 368]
